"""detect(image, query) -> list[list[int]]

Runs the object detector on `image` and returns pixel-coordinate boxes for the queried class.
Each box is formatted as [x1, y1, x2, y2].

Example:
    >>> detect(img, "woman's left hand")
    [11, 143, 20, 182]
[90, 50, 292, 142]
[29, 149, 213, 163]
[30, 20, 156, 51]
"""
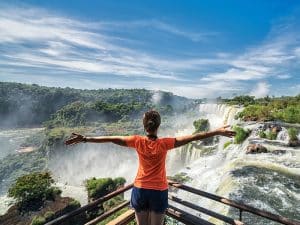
[215, 125, 236, 138]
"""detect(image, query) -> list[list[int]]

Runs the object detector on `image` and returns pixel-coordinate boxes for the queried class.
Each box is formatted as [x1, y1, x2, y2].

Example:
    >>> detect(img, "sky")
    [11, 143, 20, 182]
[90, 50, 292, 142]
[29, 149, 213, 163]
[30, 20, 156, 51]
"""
[0, 0, 299, 98]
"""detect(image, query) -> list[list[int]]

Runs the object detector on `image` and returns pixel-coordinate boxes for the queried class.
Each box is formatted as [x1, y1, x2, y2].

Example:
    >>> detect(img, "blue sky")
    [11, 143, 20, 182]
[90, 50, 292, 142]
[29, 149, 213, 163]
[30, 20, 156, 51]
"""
[0, 0, 299, 98]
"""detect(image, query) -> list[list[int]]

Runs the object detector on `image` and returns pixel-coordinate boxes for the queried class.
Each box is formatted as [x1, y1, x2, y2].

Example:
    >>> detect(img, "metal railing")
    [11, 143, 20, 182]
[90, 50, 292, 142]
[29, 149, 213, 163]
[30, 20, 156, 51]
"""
[44, 181, 300, 225]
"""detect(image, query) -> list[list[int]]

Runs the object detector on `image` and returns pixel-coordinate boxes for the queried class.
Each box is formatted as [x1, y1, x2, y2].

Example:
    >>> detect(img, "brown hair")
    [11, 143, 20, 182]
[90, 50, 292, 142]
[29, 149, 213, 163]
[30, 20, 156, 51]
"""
[143, 110, 161, 133]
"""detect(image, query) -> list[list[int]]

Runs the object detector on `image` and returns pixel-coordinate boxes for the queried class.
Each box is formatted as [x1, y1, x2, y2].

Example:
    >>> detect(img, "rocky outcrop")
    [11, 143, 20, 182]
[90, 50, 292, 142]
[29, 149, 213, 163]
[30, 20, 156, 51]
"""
[246, 144, 268, 154]
[0, 197, 84, 225]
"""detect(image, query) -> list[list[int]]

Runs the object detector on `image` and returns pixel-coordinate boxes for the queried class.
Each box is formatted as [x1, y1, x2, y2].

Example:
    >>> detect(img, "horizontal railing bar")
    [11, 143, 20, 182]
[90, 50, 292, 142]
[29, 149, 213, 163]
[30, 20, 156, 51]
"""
[169, 195, 244, 225]
[168, 180, 300, 225]
[167, 204, 214, 225]
[45, 183, 134, 225]
[84, 200, 130, 225]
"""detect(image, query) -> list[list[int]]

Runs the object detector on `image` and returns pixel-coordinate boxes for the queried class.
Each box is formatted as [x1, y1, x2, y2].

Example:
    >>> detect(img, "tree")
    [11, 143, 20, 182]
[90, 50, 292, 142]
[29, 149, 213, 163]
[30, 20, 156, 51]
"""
[193, 119, 209, 134]
[8, 172, 61, 210]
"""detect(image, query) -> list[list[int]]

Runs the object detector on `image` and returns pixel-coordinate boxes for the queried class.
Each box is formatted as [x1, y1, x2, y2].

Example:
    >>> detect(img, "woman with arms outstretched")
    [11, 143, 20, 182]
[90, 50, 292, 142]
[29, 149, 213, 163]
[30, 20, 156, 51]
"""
[65, 110, 235, 225]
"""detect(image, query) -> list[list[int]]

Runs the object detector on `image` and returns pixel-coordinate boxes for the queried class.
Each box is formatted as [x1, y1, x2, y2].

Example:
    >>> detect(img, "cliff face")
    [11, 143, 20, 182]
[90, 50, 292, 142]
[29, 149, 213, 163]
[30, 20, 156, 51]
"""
[0, 196, 79, 225]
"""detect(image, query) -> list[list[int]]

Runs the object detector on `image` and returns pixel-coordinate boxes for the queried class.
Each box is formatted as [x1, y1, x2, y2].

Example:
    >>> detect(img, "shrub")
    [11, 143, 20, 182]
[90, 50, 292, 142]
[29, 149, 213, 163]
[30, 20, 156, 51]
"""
[103, 195, 124, 211]
[266, 131, 277, 140]
[65, 199, 81, 212]
[237, 105, 272, 121]
[193, 119, 209, 133]
[31, 216, 46, 225]
[113, 177, 126, 189]
[44, 211, 55, 221]
[85, 178, 115, 200]
[258, 131, 266, 138]
[85, 177, 126, 200]
[288, 128, 298, 141]
[233, 126, 250, 144]
[167, 172, 192, 183]
[8, 172, 61, 210]
[223, 141, 232, 149]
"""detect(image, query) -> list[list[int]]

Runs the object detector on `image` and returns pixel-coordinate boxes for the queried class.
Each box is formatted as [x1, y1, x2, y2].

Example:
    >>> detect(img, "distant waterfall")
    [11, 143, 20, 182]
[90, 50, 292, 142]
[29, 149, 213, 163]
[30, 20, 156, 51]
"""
[198, 104, 240, 128]
[167, 104, 241, 173]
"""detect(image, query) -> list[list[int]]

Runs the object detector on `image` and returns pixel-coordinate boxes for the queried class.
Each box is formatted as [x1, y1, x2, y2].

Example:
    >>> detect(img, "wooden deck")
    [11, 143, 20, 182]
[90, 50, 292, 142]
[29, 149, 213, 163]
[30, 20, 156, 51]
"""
[106, 209, 135, 225]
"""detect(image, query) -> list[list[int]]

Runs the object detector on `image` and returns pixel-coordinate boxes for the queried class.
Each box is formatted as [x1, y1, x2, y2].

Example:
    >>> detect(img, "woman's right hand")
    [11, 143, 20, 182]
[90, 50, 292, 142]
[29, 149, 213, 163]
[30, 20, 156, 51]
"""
[215, 125, 236, 138]
[65, 133, 86, 146]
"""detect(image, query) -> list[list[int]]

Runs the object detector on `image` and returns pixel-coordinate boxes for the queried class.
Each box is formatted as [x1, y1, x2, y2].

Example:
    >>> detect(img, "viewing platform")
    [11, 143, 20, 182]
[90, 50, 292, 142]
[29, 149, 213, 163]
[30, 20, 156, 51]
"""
[45, 181, 300, 225]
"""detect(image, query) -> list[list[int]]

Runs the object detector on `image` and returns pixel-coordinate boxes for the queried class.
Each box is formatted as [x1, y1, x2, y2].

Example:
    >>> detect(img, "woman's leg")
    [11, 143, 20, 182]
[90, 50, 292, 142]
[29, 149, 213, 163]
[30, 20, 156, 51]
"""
[135, 210, 150, 225]
[149, 211, 165, 225]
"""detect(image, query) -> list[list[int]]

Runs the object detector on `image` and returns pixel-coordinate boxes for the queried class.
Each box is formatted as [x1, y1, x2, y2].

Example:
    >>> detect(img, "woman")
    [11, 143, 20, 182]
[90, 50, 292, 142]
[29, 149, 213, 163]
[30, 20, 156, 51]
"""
[65, 110, 235, 225]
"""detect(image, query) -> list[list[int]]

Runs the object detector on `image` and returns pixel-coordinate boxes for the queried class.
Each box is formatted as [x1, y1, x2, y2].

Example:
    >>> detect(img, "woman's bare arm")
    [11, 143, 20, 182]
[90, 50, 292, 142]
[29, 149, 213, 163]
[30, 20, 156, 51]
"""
[174, 125, 236, 148]
[65, 133, 127, 147]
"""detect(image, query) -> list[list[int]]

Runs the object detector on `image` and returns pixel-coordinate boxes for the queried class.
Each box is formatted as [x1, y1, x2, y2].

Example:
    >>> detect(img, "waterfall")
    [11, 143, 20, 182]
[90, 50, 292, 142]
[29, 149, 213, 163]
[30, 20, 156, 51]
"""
[167, 104, 240, 173]
[167, 103, 300, 224]
[276, 127, 289, 143]
[1, 103, 299, 223]
[198, 103, 241, 128]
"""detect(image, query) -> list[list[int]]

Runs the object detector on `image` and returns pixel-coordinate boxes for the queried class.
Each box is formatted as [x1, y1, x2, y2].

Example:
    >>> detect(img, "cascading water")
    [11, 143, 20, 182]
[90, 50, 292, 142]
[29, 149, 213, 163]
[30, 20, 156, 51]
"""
[1, 104, 299, 224]
[167, 104, 240, 173]
[168, 104, 300, 225]
[277, 127, 289, 143]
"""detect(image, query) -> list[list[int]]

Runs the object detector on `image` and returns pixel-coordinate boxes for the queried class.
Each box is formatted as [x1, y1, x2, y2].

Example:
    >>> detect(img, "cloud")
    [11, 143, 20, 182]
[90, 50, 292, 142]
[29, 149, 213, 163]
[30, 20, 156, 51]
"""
[200, 20, 300, 83]
[0, 6, 193, 81]
[107, 20, 218, 42]
[249, 82, 270, 98]
[277, 74, 291, 79]
[0, 4, 299, 98]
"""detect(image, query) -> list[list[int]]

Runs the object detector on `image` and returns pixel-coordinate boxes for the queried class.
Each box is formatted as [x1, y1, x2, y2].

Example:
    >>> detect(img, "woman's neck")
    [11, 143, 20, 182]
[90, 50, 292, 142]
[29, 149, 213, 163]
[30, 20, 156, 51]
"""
[146, 131, 158, 140]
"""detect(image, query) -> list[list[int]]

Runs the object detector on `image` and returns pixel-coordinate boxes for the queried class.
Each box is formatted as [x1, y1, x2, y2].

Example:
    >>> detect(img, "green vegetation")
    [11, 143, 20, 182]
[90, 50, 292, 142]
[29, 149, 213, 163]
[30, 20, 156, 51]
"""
[168, 172, 192, 183]
[288, 128, 298, 141]
[258, 130, 267, 138]
[231, 95, 300, 123]
[233, 126, 250, 144]
[0, 82, 193, 128]
[8, 172, 61, 210]
[258, 130, 278, 140]
[64, 199, 81, 212]
[225, 95, 255, 106]
[44, 211, 55, 221]
[29, 200, 82, 225]
[266, 130, 277, 140]
[223, 141, 232, 149]
[85, 177, 126, 220]
[237, 105, 271, 121]
[31, 216, 46, 225]
[193, 118, 209, 133]
[0, 149, 47, 196]
[85, 177, 126, 200]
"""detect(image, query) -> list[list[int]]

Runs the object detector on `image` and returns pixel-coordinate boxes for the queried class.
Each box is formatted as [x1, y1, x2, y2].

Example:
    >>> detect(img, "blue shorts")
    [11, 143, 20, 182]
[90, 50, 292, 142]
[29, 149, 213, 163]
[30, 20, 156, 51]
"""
[130, 186, 168, 213]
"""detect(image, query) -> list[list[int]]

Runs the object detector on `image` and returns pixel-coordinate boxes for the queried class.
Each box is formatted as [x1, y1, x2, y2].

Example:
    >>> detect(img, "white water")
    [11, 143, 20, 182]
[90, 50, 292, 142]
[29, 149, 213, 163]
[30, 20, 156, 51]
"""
[0, 127, 43, 159]
[1, 105, 299, 224]
[168, 104, 300, 224]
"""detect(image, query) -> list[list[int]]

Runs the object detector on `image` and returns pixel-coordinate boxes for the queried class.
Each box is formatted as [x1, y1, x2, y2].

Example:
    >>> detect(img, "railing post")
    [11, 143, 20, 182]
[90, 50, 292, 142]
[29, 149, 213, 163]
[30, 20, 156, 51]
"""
[239, 209, 243, 221]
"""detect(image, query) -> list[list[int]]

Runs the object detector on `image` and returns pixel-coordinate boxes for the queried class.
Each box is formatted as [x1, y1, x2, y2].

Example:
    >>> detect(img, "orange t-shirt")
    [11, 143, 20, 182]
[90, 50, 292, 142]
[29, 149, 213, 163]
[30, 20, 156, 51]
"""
[125, 135, 175, 190]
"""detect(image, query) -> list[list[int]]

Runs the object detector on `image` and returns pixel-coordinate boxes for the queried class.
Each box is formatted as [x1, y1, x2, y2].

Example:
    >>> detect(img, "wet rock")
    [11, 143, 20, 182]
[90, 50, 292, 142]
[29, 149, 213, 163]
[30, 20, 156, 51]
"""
[271, 150, 286, 155]
[288, 139, 300, 147]
[270, 124, 282, 133]
[246, 144, 268, 154]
